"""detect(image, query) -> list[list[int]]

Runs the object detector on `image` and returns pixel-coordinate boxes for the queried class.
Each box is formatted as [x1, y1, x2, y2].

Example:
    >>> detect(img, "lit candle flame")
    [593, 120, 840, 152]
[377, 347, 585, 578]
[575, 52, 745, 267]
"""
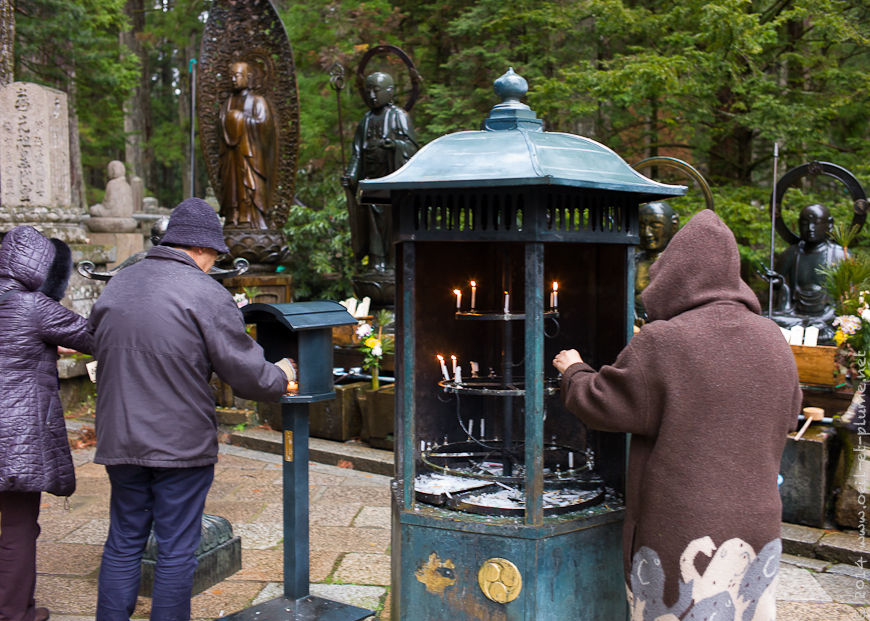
[553, 281, 558, 292]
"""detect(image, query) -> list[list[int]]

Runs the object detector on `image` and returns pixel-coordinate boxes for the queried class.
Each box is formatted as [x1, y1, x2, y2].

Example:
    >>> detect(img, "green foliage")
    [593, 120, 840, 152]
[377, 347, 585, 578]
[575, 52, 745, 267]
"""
[282, 170, 354, 301]
[15, 0, 139, 187]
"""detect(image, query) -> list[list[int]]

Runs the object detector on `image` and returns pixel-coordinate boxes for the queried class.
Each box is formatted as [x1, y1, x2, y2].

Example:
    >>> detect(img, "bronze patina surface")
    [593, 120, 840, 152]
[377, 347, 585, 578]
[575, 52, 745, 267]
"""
[198, 0, 299, 268]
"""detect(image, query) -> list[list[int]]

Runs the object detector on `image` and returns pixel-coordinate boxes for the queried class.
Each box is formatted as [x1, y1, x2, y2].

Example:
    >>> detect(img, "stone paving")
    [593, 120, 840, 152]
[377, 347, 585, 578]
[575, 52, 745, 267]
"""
[37, 444, 391, 620]
[30, 442, 870, 620]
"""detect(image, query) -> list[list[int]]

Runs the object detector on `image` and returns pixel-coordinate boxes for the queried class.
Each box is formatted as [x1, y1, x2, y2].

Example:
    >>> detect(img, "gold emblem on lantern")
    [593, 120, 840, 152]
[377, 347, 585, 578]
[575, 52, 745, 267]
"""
[478, 557, 522, 603]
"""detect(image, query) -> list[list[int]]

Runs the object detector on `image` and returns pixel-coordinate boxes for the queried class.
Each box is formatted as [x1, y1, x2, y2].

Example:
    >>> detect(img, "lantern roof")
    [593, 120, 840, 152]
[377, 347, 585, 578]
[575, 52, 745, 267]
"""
[360, 68, 686, 203]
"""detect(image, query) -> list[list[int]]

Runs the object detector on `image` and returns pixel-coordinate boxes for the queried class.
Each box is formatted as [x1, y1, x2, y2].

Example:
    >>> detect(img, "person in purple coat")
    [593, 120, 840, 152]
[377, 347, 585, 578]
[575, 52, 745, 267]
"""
[88, 198, 290, 620]
[0, 225, 94, 621]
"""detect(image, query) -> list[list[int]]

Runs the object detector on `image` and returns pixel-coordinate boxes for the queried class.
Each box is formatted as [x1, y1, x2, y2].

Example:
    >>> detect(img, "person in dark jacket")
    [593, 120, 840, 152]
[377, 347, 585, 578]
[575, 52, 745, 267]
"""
[553, 210, 802, 620]
[0, 225, 93, 621]
[88, 198, 290, 621]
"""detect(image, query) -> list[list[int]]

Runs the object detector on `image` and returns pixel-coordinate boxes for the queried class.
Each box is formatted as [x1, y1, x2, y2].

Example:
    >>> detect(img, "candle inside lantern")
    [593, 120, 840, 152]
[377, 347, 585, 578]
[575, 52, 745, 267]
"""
[451, 354, 457, 374]
[480, 418, 485, 437]
[436, 354, 450, 380]
[552, 281, 559, 309]
[568, 451, 574, 469]
[470, 280, 477, 309]
[453, 288, 462, 309]
[504, 291, 510, 314]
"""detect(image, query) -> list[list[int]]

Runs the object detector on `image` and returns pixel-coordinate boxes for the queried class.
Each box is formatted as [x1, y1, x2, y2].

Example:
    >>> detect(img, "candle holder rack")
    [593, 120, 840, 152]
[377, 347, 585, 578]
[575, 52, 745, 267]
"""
[358, 67, 685, 620]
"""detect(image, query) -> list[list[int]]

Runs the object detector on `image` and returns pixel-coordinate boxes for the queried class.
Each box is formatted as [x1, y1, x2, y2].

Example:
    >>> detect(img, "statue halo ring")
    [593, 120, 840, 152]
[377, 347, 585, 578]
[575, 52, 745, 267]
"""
[771, 161, 867, 245]
[355, 44, 422, 112]
[632, 156, 714, 211]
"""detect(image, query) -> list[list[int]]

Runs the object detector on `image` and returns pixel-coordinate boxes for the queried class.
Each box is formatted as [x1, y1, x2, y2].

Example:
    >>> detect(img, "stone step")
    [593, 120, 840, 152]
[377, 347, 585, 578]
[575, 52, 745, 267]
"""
[225, 427, 394, 477]
[782, 522, 867, 566]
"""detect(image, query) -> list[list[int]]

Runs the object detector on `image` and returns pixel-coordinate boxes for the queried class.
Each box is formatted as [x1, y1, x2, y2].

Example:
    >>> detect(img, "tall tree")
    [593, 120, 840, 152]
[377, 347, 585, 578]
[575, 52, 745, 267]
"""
[0, 0, 13, 86]
[121, 0, 148, 180]
[15, 0, 138, 207]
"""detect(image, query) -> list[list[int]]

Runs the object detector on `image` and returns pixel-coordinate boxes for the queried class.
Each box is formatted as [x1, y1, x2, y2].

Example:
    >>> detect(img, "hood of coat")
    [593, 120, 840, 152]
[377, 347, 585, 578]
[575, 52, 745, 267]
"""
[641, 209, 760, 322]
[0, 225, 72, 300]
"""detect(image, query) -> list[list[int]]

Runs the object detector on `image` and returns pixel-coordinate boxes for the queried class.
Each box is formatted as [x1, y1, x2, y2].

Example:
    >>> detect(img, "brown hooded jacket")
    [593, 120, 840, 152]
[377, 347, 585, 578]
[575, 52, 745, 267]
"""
[560, 210, 802, 619]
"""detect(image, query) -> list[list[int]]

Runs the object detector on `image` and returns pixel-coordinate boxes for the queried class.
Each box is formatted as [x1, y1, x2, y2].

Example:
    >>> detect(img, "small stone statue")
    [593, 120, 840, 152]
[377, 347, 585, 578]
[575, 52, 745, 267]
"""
[763, 203, 845, 341]
[634, 201, 679, 324]
[87, 160, 137, 233]
[342, 71, 419, 272]
[219, 60, 276, 229]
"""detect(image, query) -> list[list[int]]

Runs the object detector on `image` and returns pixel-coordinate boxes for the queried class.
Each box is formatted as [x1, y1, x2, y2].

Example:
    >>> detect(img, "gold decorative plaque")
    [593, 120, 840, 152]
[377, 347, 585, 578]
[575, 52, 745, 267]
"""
[478, 557, 522, 603]
[284, 430, 294, 462]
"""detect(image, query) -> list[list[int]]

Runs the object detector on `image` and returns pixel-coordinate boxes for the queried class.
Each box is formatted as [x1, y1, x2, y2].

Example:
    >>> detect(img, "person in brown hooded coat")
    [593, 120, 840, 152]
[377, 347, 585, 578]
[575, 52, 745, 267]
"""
[554, 210, 801, 620]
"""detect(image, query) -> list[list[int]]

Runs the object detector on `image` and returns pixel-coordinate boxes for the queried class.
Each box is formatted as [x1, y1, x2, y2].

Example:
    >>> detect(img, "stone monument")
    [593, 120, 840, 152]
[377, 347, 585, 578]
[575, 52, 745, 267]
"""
[0, 81, 86, 243]
[85, 160, 143, 268]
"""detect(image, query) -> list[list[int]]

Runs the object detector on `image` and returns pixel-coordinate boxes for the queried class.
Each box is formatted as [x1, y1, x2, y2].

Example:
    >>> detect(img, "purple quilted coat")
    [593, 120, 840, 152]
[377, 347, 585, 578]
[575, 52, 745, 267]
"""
[0, 225, 93, 495]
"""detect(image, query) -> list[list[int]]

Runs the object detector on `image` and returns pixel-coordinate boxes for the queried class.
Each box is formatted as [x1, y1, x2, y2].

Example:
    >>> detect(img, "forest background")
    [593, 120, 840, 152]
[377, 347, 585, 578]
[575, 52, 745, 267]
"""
[4, 0, 869, 300]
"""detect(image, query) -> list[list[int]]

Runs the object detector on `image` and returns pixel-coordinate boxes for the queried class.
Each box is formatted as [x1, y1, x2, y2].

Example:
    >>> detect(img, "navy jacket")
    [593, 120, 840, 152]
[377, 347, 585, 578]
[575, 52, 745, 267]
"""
[88, 245, 286, 467]
[0, 226, 93, 495]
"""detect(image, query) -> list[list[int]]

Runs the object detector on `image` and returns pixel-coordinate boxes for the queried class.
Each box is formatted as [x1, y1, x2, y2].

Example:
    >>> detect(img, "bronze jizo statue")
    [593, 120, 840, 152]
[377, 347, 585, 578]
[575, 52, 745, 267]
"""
[342, 71, 418, 273]
[634, 201, 679, 324]
[219, 60, 277, 229]
[764, 203, 844, 340]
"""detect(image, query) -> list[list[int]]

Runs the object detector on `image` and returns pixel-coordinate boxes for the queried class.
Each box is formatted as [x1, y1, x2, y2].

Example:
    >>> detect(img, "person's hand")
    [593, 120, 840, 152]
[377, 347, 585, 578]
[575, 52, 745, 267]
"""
[57, 346, 77, 355]
[553, 349, 583, 374]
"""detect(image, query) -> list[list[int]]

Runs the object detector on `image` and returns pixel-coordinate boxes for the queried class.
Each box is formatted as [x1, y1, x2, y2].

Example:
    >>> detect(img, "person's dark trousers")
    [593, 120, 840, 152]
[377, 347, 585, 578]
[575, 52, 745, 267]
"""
[0, 491, 42, 621]
[96, 464, 214, 621]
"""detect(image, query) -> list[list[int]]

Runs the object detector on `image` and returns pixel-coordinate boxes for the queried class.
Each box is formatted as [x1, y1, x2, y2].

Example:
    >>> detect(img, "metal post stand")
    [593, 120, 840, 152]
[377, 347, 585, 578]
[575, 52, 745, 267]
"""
[221, 398, 372, 620]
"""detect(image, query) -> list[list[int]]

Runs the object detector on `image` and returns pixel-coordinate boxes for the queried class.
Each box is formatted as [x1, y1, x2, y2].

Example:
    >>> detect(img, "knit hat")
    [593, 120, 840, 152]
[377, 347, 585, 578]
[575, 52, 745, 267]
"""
[160, 198, 229, 254]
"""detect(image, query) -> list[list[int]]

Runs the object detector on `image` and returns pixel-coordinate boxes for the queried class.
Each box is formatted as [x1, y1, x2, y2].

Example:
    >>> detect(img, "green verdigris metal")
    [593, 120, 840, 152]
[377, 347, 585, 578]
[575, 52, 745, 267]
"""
[362, 68, 686, 620]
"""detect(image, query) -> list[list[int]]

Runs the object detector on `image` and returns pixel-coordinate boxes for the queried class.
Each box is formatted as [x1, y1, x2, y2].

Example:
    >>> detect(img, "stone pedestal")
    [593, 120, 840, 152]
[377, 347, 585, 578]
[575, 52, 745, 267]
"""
[781, 424, 841, 527]
[0, 82, 86, 243]
[64, 243, 115, 317]
[139, 514, 241, 596]
[88, 232, 144, 269]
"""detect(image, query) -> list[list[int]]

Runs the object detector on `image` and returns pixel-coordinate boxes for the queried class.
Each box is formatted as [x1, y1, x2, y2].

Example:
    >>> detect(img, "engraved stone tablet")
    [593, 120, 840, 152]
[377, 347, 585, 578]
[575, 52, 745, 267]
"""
[0, 82, 85, 242]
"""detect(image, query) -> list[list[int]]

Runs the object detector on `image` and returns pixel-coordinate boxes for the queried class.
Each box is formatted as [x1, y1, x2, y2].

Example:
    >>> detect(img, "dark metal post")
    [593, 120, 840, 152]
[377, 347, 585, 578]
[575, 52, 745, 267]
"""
[328, 62, 346, 171]
[189, 58, 197, 197]
[768, 142, 779, 318]
[282, 400, 310, 599]
[401, 241, 416, 509]
[524, 242, 544, 525]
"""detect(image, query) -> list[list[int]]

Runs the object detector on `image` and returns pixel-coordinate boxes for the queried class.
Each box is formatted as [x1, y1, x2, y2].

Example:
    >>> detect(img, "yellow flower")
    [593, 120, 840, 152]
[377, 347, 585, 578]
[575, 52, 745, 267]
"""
[364, 337, 381, 349]
[834, 329, 846, 346]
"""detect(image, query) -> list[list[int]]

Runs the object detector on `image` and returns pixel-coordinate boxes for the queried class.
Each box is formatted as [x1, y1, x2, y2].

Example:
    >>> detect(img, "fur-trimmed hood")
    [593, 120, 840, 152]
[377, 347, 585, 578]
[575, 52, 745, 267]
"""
[0, 225, 72, 300]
